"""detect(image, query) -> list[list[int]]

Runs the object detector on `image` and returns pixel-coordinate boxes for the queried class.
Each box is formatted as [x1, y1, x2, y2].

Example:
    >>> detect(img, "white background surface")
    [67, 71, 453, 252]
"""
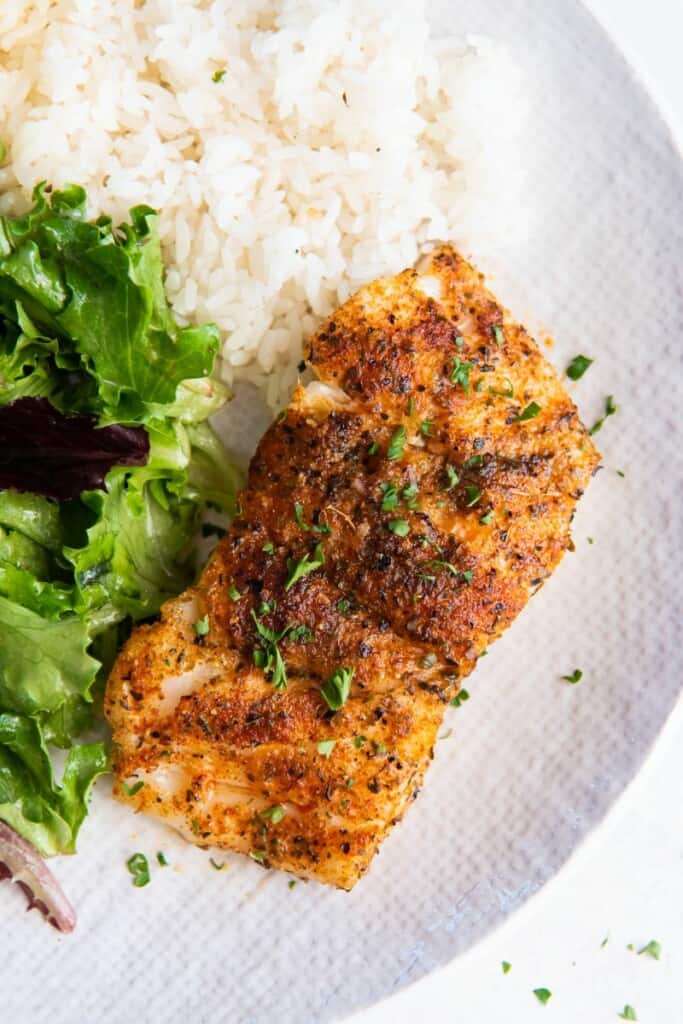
[352, 2, 683, 1022]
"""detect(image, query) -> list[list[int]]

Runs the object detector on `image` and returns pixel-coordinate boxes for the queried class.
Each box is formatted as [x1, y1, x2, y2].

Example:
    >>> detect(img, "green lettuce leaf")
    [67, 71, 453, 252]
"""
[0, 183, 241, 860]
[0, 716, 107, 856]
[0, 596, 99, 715]
[0, 184, 220, 423]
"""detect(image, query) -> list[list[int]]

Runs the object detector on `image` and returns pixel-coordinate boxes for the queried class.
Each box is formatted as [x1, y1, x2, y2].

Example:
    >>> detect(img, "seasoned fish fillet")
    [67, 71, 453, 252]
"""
[105, 246, 600, 889]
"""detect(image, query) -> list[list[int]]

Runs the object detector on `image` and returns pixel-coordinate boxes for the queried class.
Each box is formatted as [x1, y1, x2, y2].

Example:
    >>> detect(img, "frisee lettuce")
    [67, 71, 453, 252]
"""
[0, 183, 241, 856]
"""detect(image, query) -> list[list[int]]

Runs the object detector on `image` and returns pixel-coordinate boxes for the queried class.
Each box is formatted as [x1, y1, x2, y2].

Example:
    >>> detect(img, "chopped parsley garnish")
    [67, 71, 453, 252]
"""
[368, 441, 379, 455]
[379, 481, 420, 513]
[251, 610, 296, 690]
[445, 465, 459, 490]
[461, 570, 473, 584]
[493, 325, 504, 346]
[420, 419, 433, 436]
[321, 666, 354, 711]
[337, 597, 351, 614]
[249, 850, 267, 864]
[450, 689, 470, 708]
[259, 804, 285, 825]
[209, 858, 225, 870]
[420, 653, 437, 669]
[193, 615, 210, 636]
[290, 624, 313, 643]
[353, 735, 367, 749]
[402, 483, 419, 510]
[294, 502, 310, 530]
[566, 354, 593, 380]
[464, 485, 481, 507]
[480, 510, 494, 525]
[156, 851, 169, 867]
[212, 68, 227, 83]
[285, 543, 325, 590]
[191, 817, 201, 834]
[126, 853, 150, 888]
[288, 879, 297, 890]
[589, 395, 618, 435]
[122, 780, 144, 797]
[450, 357, 473, 392]
[514, 401, 541, 423]
[588, 536, 594, 544]
[313, 522, 332, 534]
[464, 454, 483, 469]
[388, 519, 410, 537]
[228, 583, 241, 601]
[561, 669, 583, 684]
[502, 961, 512, 974]
[616, 469, 625, 478]
[600, 935, 609, 948]
[387, 425, 406, 460]
[407, 396, 414, 416]
[533, 988, 552, 1006]
[262, 541, 275, 554]
[426, 559, 459, 576]
[317, 739, 336, 758]
[638, 939, 661, 960]
[618, 1007, 637, 1021]
[380, 482, 399, 511]
[488, 377, 514, 398]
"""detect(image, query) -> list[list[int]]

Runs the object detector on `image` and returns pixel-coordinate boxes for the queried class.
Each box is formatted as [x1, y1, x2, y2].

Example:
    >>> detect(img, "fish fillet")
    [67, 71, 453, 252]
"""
[105, 246, 600, 889]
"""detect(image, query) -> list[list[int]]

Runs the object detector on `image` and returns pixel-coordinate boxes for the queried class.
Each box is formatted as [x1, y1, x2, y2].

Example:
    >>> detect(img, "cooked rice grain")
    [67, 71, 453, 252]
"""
[0, 0, 525, 409]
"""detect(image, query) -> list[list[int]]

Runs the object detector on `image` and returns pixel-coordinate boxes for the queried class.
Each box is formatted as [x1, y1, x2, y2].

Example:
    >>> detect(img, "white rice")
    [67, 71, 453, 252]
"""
[0, 0, 525, 410]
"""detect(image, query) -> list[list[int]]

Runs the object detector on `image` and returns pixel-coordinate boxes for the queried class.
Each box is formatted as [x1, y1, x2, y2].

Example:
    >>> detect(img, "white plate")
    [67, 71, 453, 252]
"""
[3, 2, 683, 1022]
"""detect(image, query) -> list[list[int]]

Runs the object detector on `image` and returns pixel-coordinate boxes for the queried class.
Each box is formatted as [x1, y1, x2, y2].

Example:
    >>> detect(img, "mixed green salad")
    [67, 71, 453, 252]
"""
[0, 183, 238, 864]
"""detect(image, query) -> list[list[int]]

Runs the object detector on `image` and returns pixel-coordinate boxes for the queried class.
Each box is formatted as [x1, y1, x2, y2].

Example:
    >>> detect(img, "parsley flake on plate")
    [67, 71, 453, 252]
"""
[126, 853, 150, 888]
[533, 988, 552, 1006]
[589, 395, 618, 435]
[566, 354, 593, 380]
[561, 669, 583, 684]
[450, 689, 470, 708]
[638, 939, 661, 960]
